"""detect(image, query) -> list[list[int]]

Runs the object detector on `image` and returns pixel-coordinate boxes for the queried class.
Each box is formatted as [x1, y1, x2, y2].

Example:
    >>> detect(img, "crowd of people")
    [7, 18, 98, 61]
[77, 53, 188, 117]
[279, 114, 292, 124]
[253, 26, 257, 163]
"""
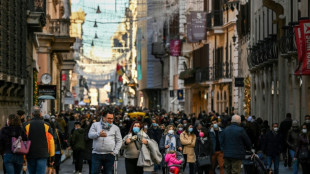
[0, 105, 309, 174]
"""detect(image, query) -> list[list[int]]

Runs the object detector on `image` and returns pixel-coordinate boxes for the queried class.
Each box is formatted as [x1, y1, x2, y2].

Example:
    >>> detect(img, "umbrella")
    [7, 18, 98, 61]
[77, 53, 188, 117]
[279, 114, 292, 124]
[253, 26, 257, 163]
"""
[38, 95, 55, 100]
[78, 101, 86, 106]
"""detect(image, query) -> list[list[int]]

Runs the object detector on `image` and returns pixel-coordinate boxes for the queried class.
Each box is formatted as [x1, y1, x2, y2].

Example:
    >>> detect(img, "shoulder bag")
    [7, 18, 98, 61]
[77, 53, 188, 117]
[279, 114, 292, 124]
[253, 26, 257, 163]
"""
[11, 130, 31, 155]
[197, 142, 211, 167]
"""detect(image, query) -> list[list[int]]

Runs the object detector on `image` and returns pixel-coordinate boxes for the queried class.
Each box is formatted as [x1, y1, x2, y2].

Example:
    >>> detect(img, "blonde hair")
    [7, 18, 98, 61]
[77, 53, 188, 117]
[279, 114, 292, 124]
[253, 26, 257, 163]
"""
[164, 125, 176, 135]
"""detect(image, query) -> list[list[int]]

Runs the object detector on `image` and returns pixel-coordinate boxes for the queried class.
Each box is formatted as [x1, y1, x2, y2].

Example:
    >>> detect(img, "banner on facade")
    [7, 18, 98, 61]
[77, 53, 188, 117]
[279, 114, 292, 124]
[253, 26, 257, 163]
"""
[186, 15, 199, 43]
[295, 20, 310, 75]
[294, 25, 303, 62]
[177, 89, 184, 100]
[191, 11, 207, 41]
[170, 40, 181, 56]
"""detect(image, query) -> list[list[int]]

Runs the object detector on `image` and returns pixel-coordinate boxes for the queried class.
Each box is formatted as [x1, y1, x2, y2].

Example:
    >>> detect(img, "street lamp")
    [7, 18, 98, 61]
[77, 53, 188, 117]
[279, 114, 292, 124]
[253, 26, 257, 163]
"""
[232, 34, 237, 45]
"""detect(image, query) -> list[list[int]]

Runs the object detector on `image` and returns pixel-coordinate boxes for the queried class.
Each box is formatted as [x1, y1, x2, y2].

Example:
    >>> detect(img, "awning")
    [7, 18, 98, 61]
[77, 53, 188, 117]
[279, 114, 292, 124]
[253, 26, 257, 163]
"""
[38, 95, 55, 100]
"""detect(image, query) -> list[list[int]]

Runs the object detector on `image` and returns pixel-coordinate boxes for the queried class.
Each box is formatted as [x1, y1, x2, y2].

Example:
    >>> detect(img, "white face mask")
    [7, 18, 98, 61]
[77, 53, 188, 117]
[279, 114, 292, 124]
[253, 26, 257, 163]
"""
[302, 129, 307, 134]
[168, 130, 174, 134]
[144, 125, 148, 129]
[273, 127, 279, 132]
[178, 128, 183, 131]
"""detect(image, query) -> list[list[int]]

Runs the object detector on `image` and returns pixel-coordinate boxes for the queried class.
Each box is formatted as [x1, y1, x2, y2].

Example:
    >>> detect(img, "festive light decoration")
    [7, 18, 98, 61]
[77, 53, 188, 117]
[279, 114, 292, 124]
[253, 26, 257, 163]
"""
[243, 76, 251, 116]
[33, 70, 39, 106]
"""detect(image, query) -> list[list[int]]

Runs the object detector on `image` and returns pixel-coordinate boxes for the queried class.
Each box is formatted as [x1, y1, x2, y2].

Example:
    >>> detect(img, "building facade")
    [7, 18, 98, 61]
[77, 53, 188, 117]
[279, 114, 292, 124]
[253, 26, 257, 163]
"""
[237, 0, 310, 123]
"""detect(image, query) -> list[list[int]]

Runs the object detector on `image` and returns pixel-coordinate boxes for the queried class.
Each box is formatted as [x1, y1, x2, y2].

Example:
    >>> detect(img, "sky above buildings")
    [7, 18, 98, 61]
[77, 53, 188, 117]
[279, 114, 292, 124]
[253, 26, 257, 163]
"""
[71, 0, 129, 60]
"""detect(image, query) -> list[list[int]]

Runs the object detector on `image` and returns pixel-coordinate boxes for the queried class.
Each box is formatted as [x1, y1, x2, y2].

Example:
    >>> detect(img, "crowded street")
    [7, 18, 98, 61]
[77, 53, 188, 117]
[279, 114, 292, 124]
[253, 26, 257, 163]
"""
[0, 0, 310, 174]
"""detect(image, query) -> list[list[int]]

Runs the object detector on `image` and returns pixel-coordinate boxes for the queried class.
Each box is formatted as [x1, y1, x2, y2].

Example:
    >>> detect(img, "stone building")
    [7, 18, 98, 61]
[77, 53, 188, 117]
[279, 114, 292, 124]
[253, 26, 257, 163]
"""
[237, 0, 310, 123]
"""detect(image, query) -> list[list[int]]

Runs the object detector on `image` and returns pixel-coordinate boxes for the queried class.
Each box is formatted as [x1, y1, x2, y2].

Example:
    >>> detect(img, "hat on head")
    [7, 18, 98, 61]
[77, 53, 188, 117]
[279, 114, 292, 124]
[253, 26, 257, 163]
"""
[292, 120, 298, 127]
[43, 114, 50, 120]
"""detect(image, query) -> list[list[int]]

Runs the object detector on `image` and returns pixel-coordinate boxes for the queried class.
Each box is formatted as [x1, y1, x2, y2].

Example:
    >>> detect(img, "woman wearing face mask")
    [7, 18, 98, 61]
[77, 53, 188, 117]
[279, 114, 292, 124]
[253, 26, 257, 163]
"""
[122, 121, 149, 174]
[177, 124, 184, 135]
[180, 124, 196, 174]
[295, 124, 310, 174]
[159, 125, 182, 174]
[195, 127, 213, 174]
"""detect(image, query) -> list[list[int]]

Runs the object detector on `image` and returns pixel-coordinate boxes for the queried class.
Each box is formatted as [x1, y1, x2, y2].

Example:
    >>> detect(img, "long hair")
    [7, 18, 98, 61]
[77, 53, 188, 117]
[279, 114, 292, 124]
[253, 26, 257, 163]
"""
[8, 114, 21, 126]
[128, 121, 142, 133]
[164, 124, 176, 135]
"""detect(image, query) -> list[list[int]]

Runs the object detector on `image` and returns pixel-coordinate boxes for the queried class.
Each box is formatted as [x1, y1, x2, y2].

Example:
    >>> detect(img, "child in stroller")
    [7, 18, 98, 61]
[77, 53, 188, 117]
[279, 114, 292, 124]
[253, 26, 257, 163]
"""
[165, 150, 184, 174]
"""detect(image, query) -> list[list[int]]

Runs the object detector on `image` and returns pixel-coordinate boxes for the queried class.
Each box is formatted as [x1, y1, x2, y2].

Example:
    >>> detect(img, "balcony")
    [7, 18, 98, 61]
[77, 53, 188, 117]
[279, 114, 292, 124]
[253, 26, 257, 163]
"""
[206, 10, 223, 29]
[248, 34, 278, 70]
[279, 22, 298, 57]
[195, 68, 210, 83]
[47, 19, 75, 52]
[27, 0, 46, 32]
[213, 63, 232, 81]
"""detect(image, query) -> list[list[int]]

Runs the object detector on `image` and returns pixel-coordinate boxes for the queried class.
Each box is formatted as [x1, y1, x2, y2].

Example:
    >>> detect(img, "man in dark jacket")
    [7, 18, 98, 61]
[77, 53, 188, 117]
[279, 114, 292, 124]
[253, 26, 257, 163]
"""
[286, 120, 300, 174]
[279, 113, 292, 167]
[209, 118, 224, 174]
[69, 121, 86, 174]
[263, 123, 284, 174]
[148, 119, 163, 144]
[24, 106, 55, 174]
[221, 115, 251, 174]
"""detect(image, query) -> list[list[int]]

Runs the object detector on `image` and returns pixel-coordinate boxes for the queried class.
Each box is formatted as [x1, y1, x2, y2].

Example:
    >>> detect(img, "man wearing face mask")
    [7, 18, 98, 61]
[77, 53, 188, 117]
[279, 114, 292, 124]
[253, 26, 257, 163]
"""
[262, 123, 284, 174]
[88, 113, 122, 174]
[148, 119, 163, 144]
[286, 120, 300, 174]
[209, 118, 224, 174]
[303, 115, 310, 130]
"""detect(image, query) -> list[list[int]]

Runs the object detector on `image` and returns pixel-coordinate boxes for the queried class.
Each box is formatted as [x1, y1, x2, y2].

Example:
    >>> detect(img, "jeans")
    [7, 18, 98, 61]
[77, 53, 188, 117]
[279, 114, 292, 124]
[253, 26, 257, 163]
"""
[267, 155, 280, 174]
[3, 153, 24, 174]
[289, 149, 298, 174]
[91, 153, 115, 174]
[27, 158, 48, 174]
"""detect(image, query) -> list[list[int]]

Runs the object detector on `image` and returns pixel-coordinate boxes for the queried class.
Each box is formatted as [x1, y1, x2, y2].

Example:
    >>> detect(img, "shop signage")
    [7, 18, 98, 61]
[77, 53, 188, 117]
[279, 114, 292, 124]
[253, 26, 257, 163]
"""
[295, 19, 310, 75]
[38, 85, 56, 98]
[64, 97, 74, 104]
[235, 77, 245, 87]
[170, 40, 181, 56]
[62, 74, 66, 81]
[191, 11, 207, 41]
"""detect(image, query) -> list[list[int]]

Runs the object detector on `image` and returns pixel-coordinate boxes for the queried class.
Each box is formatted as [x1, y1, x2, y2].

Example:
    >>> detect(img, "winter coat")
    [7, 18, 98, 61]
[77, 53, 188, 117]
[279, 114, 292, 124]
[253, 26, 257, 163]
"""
[195, 137, 213, 158]
[148, 126, 163, 144]
[83, 124, 93, 160]
[263, 130, 284, 156]
[209, 127, 223, 152]
[295, 133, 310, 162]
[287, 129, 300, 150]
[159, 134, 182, 153]
[180, 131, 196, 163]
[0, 126, 28, 154]
[165, 153, 182, 170]
[70, 128, 86, 151]
[279, 118, 292, 138]
[221, 123, 251, 159]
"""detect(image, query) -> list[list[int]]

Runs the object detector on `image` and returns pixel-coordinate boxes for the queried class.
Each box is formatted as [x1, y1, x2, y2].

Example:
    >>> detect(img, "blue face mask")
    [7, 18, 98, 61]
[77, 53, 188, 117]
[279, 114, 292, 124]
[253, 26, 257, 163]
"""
[213, 124, 218, 129]
[188, 128, 193, 133]
[133, 127, 140, 134]
[152, 123, 157, 127]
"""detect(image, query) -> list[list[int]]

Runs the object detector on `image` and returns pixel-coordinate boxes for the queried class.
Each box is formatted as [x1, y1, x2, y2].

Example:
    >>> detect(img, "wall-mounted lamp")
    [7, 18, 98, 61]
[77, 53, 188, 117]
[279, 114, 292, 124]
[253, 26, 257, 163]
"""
[232, 34, 237, 45]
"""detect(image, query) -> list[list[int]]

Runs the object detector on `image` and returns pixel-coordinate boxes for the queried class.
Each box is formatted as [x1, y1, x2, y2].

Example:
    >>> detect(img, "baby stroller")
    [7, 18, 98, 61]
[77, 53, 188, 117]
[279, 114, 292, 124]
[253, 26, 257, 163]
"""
[243, 151, 268, 174]
[164, 151, 185, 174]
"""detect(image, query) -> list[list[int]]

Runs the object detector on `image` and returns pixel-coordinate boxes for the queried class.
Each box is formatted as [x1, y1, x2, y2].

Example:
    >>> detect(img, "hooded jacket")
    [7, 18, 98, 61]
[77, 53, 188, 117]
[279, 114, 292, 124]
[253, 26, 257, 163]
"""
[70, 128, 86, 151]
[88, 120, 122, 155]
[165, 153, 182, 170]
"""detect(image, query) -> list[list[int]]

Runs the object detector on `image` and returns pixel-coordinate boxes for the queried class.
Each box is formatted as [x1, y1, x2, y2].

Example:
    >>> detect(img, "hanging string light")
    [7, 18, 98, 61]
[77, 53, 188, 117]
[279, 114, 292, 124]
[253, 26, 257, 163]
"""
[94, 32, 98, 39]
[93, 20, 98, 27]
[91, 40, 94, 46]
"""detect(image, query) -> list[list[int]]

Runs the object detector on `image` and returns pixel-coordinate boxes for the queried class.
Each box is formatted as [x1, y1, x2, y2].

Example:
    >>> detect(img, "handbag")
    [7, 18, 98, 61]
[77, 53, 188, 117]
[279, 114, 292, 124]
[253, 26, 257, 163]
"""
[197, 142, 211, 167]
[11, 136, 31, 155]
[298, 149, 309, 159]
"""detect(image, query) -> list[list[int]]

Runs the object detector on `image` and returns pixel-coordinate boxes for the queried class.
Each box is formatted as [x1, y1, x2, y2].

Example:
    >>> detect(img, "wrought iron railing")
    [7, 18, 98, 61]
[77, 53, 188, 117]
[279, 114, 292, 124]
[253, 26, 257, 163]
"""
[213, 63, 232, 80]
[206, 10, 223, 29]
[195, 68, 210, 83]
[279, 22, 297, 54]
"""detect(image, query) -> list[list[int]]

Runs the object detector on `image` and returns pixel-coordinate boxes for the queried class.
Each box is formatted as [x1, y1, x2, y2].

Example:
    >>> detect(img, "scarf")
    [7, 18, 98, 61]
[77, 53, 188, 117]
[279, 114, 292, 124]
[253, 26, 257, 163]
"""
[200, 137, 208, 144]
[165, 134, 176, 153]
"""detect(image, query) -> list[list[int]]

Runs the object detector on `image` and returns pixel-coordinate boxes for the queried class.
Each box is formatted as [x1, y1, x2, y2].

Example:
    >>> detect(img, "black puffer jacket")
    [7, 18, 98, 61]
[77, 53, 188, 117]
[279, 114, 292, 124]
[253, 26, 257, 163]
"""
[195, 137, 213, 158]
[0, 126, 28, 154]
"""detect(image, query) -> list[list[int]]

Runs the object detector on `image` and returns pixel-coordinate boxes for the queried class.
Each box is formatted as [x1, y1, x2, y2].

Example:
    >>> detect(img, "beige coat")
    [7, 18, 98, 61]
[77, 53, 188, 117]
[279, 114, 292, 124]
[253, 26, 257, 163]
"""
[180, 131, 196, 163]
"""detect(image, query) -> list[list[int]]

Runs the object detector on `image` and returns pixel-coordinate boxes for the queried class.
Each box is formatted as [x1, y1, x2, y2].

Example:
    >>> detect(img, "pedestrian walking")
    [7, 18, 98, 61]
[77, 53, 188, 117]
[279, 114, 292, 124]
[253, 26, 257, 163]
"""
[280, 113, 293, 167]
[24, 106, 55, 174]
[88, 113, 122, 174]
[159, 125, 182, 174]
[0, 114, 28, 174]
[209, 118, 224, 174]
[262, 123, 284, 174]
[287, 120, 300, 174]
[180, 124, 196, 174]
[195, 127, 213, 174]
[69, 121, 86, 174]
[295, 124, 310, 174]
[221, 115, 251, 174]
